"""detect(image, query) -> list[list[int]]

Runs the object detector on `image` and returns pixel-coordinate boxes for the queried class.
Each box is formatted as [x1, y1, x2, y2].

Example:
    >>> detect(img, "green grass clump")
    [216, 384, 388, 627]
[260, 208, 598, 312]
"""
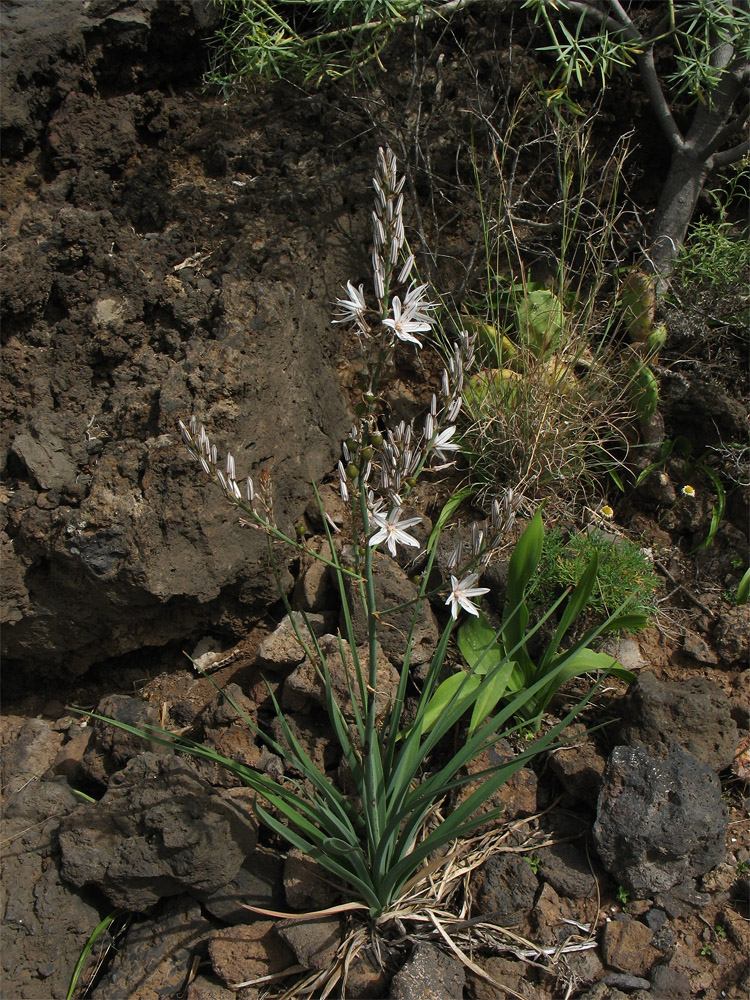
[675, 218, 750, 297]
[537, 527, 661, 622]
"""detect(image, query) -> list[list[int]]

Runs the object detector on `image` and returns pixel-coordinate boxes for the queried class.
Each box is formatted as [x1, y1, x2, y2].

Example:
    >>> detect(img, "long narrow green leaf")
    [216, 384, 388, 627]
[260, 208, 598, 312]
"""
[253, 802, 381, 913]
[425, 487, 473, 553]
[380, 682, 600, 902]
[539, 551, 598, 671]
[693, 464, 725, 551]
[67, 910, 128, 1000]
[265, 691, 361, 839]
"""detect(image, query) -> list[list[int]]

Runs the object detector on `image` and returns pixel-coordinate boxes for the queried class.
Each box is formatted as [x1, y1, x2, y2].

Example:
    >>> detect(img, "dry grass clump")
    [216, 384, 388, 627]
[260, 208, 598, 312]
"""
[455, 93, 641, 509]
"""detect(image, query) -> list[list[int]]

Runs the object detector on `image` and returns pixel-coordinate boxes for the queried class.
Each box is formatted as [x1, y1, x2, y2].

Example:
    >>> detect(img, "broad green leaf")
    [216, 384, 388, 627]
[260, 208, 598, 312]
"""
[417, 671, 481, 734]
[457, 611, 503, 676]
[468, 660, 514, 735]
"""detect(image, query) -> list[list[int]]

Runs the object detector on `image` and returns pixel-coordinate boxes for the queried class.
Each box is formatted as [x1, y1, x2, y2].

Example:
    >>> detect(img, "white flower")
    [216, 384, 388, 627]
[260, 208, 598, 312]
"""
[382, 283, 436, 347]
[369, 506, 422, 556]
[333, 281, 369, 333]
[430, 425, 461, 463]
[445, 572, 490, 620]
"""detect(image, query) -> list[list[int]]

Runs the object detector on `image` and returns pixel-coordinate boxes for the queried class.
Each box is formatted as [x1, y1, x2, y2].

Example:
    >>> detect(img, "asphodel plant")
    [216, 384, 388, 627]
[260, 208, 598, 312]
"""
[79, 149, 613, 918]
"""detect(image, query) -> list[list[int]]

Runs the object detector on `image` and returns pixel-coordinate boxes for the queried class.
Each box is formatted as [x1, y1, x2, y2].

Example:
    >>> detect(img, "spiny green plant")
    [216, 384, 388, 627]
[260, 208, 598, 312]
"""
[458, 98, 637, 504]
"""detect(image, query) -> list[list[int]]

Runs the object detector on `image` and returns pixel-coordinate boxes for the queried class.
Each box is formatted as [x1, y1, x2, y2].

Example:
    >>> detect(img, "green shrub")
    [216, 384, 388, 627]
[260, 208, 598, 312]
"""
[537, 526, 661, 621]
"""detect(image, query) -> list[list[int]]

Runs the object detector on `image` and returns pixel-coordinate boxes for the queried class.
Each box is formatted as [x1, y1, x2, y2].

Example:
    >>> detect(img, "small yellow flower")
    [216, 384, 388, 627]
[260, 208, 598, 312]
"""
[682, 484, 696, 498]
[600, 504, 614, 519]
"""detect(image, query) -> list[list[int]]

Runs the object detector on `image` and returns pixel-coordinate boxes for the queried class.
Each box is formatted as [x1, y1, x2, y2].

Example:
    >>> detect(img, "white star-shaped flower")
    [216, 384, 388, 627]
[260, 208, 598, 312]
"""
[430, 425, 461, 464]
[382, 283, 436, 347]
[369, 507, 422, 556]
[332, 281, 369, 334]
[445, 572, 490, 620]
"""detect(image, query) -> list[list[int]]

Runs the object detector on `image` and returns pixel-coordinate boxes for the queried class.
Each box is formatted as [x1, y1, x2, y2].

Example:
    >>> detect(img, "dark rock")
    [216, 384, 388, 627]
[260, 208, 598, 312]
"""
[293, 538, 335, 612]
[458, 739, 538, 825]
[547, 722, 607, 807]
[474, 852, 538, 925]
[283, 633, 399, 721]
[711, 605, 750, 668]
[390, 942, 465, 1000]
[257, 612, 330, 671]
[340, 546, 440, 678]
[11, 430, 76, 491]
[1, 36, 353, 690]
[202, 846, 285, 924]
[618, 671, 738, 771]
[193, 686, 262, 787]
[682, 628, 718, 665]
[344, 947, 391, 999]
[269, 712, 339, 779]
[600, 914, 659, 977]
[575, 983, 631, 1000]
[467, 955, 526, 999]
[1, 780, 104, 1000]
[80, 693, 171, 785]
[0, 718, 64, 794]
[565, 947, 606, 988]
[208, 920, 295, 986]
[59, 752, 257, 909]
[185, 975, 236, 1000]
[283, 850, 341, 912]
[648, 961, 692, 998]
[531, 881, 579, 947]
[89, 895, 217, 1000]
[47, 721, 93, 784]
[602, 971, 651, 991]
[593, 743, 728, 895]
[537, 840, 597, 899]
[276, 917, 341, 970]
[730, 669, 750, 728]
[644, 907, 668, 930]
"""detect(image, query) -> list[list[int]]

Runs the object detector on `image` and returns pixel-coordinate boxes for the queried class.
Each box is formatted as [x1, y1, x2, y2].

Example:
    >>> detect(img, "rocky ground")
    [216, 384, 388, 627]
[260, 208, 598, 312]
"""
[1, 2, 748, 999]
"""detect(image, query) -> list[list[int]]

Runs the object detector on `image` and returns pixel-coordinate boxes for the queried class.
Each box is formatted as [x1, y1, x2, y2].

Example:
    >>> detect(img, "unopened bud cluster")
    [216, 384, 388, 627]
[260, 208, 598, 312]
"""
[178, 416, 275, 527]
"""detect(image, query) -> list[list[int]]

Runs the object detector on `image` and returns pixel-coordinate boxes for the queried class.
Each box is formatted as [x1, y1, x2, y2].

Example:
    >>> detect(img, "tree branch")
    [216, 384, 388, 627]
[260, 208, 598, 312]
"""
[634, 47, 685, 152]
[711, 137, 750, 167]
[551, 0, 686, 151]
[702, 99, 750, 157]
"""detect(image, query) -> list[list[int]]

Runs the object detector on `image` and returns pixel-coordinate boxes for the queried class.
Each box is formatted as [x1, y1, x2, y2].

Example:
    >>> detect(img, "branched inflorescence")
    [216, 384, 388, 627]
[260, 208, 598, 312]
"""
[180, 147, 521, 596]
